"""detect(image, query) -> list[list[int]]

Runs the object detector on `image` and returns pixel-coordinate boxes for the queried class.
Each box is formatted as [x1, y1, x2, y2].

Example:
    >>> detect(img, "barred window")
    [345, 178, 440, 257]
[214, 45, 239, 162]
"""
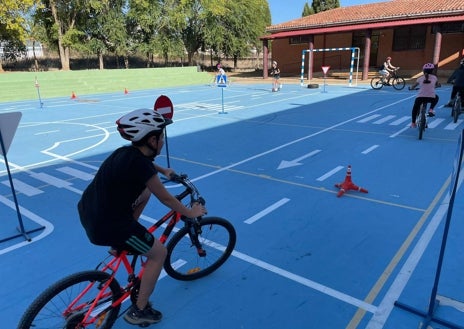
[289, 35, 312, 45]
[393, 25, 427, 51]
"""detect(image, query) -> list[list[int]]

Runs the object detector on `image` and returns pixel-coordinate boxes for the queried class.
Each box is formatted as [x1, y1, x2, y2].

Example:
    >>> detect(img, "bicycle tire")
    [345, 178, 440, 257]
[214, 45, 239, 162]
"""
[392, 77, 406, 90]
[17, 271, 121, 329]
[453, 96, 461, 123]
[164, 217, 236, 281]
[370, 77, 383, 90]
[418, 110, 426, 140]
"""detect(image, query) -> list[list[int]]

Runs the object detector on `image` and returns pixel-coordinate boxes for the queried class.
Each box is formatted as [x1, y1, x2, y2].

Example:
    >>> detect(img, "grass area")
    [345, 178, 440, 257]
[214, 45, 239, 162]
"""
[0, 67, 213, 102]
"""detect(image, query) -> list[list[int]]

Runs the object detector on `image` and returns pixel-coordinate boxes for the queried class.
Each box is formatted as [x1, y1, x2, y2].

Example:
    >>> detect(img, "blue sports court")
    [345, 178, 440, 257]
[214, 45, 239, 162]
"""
[1, 80, 464, 329]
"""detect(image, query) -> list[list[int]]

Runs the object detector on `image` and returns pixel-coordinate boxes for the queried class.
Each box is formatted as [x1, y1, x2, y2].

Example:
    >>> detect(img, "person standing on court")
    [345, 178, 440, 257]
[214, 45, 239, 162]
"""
[408, 63, 439, 128]
[77, 108, 207, 326]
[270, 60, 281, 92]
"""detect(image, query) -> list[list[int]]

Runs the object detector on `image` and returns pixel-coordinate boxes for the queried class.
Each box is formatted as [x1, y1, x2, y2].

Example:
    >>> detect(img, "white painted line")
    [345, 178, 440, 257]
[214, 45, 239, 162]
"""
[427, 118, 444, 128]
[30, 172, 72, 188]
[357, 114, 381, 123]
[34, 130, 60, 135]
[244, 198, 290, 224]
[174, 96, 415, 183]
[390, 125, 410, 138]
[2, 179, 42, 196]
[232, 249, 377, 313]
[57, 166, 94, 181]
[373, 115, 395, 124]
[436, 295, 464, 312]
[366, 199, 449, 328]
[362, 145, 379, 155]
[445, 120, 463, 130]
[316, 166, 344, 181]
[0, 195, 54, 255]
[366, 171, 464, 329]
[278, 149, 322, 169]
[389, 116, 410, 125]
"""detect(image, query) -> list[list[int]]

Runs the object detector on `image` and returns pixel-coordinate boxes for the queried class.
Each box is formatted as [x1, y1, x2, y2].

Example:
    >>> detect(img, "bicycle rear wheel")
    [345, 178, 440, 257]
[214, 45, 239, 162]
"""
[164, 217, 236, 281]
[17, 271, 121, 329]
[370, 77, 384, 90]
[392, 77, 406, 90]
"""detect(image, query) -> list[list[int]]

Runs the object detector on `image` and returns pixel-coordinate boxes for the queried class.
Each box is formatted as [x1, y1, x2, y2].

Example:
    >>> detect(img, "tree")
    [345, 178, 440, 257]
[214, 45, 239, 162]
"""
[83, 0, 127, 69]
[203, 0, 270, 70]
[34, 0, 88, 70]
[0, 0, 38, 72]
[302, 2, 314, 17]
[311, 0, 340, 13]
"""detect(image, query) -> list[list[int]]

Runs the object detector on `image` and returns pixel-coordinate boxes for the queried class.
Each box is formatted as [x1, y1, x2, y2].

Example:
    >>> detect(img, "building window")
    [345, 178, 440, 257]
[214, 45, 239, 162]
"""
[393, 25, 427, 51]
[289, 35, 312, 45]
[432, 22, 464, 34]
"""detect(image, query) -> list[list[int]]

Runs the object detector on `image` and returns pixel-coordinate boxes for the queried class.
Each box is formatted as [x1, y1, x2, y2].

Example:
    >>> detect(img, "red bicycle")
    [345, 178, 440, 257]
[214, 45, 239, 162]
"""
[18, 174, 236, 329]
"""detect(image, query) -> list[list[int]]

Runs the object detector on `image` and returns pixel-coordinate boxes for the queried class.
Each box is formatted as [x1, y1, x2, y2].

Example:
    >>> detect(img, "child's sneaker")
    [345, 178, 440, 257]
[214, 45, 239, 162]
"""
[428, 109, 435, 117]
[124, 303, 162, 325]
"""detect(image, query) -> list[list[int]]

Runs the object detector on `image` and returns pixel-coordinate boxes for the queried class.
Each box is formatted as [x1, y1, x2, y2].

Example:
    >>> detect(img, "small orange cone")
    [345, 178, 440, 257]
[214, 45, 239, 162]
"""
[124, 88, 129, 94]
[71, 91, 77, 99]
[335, 165, 368, 197]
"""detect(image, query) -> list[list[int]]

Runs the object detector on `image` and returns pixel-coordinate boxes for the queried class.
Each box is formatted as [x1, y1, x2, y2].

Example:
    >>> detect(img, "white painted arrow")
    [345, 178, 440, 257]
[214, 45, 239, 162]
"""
[277, 149, 321, 169]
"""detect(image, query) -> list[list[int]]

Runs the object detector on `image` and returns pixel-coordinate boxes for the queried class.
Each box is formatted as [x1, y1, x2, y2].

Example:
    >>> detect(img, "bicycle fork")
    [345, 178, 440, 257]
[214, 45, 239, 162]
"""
[187, 219, 206, 257]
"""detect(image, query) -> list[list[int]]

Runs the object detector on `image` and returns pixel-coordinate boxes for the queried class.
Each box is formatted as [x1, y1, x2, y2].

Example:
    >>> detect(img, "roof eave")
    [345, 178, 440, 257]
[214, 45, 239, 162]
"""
[261, 14, 464, 40]
[266, 11, 464, 34]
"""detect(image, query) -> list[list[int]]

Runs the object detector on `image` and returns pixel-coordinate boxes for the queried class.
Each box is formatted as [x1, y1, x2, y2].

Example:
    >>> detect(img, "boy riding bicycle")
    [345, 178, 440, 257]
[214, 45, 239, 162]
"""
[78, 108, 206, 326]
[408, 63, 439, 128]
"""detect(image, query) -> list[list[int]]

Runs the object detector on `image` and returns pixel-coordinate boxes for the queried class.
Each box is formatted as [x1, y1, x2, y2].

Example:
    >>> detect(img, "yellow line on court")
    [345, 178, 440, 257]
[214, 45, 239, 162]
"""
[345, 175, 451, 329]
[171, 156, 427, 212]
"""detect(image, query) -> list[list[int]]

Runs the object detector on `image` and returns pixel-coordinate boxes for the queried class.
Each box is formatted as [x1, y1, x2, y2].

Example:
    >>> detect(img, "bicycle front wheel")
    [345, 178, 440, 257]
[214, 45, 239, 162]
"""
[392, 77, 406, 90]
[17, 271, 121, 329]
[370, 77, 383, 90]
[453, 97, 461, 123]
[164, 217, 236, 281]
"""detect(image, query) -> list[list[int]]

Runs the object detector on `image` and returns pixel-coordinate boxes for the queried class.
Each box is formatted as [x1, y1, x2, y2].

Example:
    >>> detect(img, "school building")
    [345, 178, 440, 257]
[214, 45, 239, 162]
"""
[261, 0, 464, 81]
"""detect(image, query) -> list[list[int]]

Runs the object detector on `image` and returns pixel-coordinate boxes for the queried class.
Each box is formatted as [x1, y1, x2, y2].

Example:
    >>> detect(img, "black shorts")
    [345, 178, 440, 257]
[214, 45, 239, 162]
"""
[78, 201, 154, 255]
[111, 220, 155, 255]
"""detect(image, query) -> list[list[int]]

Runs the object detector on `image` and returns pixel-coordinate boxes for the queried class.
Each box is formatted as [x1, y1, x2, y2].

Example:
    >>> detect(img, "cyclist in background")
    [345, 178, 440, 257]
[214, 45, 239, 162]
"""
[380, 56, 398, 81]
[270, 60, 281, 92]
[408, 63, 439, 128]
[216, 63, 227, 84]
[445, 58, 464, 107]
[77, 109, 206, 326]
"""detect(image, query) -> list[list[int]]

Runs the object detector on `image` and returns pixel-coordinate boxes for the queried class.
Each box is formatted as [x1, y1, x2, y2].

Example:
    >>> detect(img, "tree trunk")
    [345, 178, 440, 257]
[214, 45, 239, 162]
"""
[99, 53, 104, 69]
[32, 41, 39, 71]
[50, 0, 70, 70]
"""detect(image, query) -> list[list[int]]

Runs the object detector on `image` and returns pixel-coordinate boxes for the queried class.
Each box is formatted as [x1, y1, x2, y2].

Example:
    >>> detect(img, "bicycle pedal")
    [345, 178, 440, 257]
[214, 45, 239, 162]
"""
[427, 113, 435, 117]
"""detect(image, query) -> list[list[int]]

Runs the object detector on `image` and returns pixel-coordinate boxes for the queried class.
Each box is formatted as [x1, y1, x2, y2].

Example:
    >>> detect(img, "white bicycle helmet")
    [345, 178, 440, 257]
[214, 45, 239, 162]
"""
[116, 109, 172, 142]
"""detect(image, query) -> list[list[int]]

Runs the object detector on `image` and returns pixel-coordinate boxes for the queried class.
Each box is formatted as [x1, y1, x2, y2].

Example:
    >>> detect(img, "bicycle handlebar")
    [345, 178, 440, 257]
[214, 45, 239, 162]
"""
[168, 173, 205, 206]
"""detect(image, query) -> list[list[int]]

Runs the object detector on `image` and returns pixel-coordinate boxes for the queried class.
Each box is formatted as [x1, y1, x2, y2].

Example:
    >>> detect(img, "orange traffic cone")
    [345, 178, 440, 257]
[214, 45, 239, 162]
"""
[71, 91, 77, 99]
[334, 165, 368, 197]
[124, 88, 129, 94]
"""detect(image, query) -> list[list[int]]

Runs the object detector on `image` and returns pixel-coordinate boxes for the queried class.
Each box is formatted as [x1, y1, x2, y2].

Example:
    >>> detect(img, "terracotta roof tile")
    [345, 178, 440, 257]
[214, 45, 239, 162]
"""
[267, 0, 464, 32]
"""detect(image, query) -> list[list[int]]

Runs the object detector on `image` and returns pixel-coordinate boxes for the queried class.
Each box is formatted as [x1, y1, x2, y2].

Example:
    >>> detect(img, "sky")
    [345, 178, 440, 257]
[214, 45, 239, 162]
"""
[268, 0, 387, 24]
